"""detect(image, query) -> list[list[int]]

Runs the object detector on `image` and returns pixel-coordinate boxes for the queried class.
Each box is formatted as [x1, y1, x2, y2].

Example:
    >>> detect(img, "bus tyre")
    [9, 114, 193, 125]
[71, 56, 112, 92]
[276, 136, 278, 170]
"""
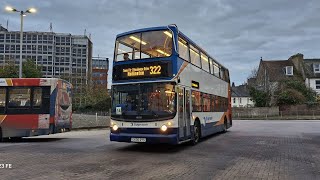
[191, 121, 201, 145]
[49, 124, 55, 134]
[223, 118, 228, 133]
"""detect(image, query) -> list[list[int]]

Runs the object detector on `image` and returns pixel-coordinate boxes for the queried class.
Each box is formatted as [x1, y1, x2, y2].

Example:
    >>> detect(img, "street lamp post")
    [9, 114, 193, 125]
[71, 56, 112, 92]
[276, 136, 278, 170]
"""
[5, 6, 36, 78]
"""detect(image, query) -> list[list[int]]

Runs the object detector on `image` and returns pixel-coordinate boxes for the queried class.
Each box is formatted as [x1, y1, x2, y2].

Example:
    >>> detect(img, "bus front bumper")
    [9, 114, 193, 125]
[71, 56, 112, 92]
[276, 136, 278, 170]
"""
[110, 133, 178, 144]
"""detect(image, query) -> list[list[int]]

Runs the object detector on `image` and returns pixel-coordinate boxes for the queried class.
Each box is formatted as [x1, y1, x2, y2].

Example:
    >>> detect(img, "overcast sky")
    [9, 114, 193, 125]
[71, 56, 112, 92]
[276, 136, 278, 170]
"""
[1, 0, 319, 87]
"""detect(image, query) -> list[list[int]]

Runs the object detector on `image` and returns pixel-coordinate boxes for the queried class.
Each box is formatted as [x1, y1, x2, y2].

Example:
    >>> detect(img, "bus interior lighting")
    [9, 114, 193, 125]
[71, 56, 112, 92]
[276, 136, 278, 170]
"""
[156, 49, 170, 56]
[129, 36, 147, 45]
[164, 31, 172, 38]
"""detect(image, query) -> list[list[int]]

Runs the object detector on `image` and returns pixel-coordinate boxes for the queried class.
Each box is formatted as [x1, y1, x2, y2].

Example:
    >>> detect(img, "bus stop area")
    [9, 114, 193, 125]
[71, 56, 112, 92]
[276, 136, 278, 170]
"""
[1, 120, 320, 180]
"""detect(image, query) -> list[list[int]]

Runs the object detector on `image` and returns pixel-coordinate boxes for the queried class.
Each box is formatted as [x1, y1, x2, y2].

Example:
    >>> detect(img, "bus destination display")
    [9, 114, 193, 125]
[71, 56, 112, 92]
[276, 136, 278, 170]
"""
[113, 61, 172, 80]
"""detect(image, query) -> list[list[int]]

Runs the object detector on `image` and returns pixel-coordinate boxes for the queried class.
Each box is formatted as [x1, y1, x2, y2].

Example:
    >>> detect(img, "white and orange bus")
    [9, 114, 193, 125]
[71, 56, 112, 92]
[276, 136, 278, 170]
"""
[0, 78, 72, 141]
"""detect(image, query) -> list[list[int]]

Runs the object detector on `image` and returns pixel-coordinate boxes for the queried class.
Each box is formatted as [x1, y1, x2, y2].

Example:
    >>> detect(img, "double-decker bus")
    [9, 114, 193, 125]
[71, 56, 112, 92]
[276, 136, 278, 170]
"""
[110, 25, 231, 145]
[0, 78, 72, 141]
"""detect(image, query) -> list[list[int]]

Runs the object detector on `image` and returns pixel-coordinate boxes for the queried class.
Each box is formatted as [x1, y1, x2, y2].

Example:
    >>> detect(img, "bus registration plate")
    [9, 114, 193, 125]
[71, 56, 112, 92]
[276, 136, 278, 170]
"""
[131, 138, 146, 143]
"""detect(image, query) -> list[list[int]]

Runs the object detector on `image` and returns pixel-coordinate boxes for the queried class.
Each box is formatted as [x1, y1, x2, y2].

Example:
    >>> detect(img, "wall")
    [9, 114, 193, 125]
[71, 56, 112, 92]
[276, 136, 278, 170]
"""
[232, 106, 279, 118]
[72, 114, 110, 129]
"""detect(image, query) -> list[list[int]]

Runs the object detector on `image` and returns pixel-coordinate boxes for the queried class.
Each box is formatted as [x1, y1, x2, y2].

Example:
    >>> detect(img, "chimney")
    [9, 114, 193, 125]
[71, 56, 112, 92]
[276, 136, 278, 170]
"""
[289, 53, 305, 79]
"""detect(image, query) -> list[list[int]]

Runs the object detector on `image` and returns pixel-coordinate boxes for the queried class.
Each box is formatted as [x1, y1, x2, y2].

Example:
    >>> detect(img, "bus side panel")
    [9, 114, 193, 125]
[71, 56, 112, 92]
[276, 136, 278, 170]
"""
[192, 112, 225, 137]
[0, 114, 51, 138]
[11, 78, 41, 86]
[54, 80, 72, 130]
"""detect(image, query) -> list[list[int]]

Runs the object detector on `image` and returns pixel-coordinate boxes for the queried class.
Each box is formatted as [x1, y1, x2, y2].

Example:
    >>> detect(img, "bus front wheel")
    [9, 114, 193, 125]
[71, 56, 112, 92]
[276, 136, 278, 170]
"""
[191, 120, 201, 145]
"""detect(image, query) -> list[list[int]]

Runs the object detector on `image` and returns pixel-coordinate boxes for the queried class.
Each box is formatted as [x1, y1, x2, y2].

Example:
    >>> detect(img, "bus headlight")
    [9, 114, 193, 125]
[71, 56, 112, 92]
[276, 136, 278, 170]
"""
[161, 125, 167, 132]
[112, 124, 119, 131]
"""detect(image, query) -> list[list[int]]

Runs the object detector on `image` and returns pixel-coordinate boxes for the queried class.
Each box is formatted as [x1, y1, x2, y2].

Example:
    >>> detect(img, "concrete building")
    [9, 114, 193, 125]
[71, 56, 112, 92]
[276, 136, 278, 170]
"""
[0, 25, 92, 105]
[92, 57, 108, 90]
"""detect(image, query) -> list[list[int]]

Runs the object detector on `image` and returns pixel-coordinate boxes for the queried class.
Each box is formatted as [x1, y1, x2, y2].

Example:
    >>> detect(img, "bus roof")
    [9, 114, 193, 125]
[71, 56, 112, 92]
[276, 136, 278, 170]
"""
[115, 25, 228, 70]
[116, 26, 168, 38]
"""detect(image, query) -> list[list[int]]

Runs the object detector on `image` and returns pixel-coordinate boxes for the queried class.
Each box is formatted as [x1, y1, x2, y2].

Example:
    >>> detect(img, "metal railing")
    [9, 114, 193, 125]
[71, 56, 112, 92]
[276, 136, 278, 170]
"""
[233, 110, 320, 120]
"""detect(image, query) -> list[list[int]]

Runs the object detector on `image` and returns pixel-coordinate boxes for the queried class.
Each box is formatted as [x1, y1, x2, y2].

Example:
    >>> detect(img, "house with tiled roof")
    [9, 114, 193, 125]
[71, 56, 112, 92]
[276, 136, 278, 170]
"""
[254, 53, 320, 105]
[231, 83, 254, 107]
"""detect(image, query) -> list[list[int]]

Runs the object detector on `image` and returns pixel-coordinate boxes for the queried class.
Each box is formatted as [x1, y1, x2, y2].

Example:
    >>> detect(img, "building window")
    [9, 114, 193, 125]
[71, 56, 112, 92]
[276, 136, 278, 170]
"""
[239, 98, 242, 104]
[316, 80, 320, 89]
[314, 64, 320, 73]
[285, 66, 293, 76]
[233, 98, 236, 103]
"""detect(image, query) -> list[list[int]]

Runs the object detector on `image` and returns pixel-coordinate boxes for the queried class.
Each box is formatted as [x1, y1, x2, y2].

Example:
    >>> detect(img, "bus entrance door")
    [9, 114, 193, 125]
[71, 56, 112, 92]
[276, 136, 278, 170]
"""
[178, 87, 191, 140]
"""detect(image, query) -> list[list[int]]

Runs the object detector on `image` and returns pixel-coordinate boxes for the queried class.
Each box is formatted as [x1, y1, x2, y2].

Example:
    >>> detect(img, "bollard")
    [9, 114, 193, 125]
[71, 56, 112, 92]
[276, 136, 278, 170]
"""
[96, 112, 98, 126]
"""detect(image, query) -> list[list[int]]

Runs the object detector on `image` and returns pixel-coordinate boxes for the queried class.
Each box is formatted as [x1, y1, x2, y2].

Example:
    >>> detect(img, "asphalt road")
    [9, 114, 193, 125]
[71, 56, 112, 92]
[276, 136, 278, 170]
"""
[1, 120, 320, 180]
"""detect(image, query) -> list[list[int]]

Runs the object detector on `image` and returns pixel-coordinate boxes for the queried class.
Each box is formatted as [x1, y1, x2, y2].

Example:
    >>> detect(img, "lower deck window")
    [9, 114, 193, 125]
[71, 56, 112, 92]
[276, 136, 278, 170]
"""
[8, 88, 31, 107]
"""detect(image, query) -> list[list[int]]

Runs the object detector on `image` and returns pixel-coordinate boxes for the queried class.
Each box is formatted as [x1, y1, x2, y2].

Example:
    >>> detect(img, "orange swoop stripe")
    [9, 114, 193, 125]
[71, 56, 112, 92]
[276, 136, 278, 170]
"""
[0, 115, 7, 125]
[174, 61, 188, 79]
[5, 79, 13, 86]
[214, 112, 227, 126]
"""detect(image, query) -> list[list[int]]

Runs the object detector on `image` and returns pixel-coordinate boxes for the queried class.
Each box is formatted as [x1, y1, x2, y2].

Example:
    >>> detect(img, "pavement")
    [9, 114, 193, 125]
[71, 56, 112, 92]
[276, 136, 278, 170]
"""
[1, 120, 320, 180]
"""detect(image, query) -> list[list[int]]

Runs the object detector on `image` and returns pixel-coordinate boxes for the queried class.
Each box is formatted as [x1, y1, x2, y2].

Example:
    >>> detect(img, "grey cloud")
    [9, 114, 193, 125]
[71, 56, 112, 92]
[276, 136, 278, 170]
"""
[0, 0, 319, 87]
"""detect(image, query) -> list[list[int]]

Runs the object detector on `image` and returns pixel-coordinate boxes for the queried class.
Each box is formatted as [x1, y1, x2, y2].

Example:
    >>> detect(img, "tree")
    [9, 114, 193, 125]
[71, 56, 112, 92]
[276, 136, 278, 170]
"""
[0, 59, 42, 78]
[22, 59, 42, 78]
[277, 80, 317, 105]
[0, 61, 19, 78]
[74, 85, 111, 112]
[249, 87, 270, 107]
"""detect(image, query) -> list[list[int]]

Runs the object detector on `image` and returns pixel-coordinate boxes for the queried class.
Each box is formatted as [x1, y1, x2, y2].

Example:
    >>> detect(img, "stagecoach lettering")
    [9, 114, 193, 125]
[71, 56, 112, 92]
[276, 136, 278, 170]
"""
[131, 123, 148, 126]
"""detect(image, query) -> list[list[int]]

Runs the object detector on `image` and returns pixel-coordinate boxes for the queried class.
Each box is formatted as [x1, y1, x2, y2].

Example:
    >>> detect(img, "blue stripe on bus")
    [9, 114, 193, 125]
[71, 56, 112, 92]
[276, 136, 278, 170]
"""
[110, 133, 178, 144]
[113, 58, 173, 65]
[110, 127, 179, 144]
[112, 127, 178, 134]
[112, 78, 173, 84]
[201, 121, 224, 137]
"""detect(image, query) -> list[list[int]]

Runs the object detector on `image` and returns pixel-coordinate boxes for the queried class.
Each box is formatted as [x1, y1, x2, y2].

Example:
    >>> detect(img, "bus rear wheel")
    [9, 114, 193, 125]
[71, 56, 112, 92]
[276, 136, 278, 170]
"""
[49, 124, 55, 134]
[223, 118, 228, 133]
[191, 120, 201, 145]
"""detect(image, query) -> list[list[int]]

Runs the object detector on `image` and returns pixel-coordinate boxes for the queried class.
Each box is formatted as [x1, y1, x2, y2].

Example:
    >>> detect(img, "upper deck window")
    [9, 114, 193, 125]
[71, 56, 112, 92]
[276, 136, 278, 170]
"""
[213, 62, 220, 78]
[190, 45, 201, 67]
[115, 30, 173, 61]
[201, 53, 209, 73]
[178, 37, 189, 61]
